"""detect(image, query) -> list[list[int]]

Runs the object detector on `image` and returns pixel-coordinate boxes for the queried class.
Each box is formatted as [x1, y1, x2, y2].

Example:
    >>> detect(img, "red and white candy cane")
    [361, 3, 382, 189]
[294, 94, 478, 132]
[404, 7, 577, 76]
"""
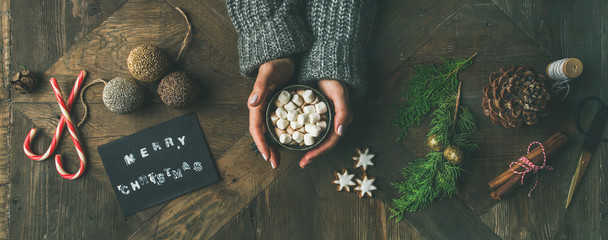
[49, 77, 87, 179]
[23, 70, 87, 180]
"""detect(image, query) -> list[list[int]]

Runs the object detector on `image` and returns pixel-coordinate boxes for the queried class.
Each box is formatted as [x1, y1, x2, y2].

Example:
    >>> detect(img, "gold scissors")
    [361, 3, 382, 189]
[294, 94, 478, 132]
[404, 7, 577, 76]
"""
[566, 96, 608, 208]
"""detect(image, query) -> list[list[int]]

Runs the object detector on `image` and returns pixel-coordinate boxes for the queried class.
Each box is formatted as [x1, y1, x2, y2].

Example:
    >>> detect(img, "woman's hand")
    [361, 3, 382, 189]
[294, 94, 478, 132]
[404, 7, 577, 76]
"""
[299, 79, 353, 168]
[248, 58, 294, 169]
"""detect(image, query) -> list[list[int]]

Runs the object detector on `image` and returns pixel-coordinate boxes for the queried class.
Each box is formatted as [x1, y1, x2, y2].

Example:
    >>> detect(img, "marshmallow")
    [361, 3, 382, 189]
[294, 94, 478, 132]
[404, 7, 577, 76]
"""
[303, 105, 316, 114]
[304, 134, 315, 146]
[287, 125, 296, 134]
[274, 100, 285, 108]
[270, 113, 280, 125]
[296, 89, 306, 96]
[305, 123, 317, 133]
[296, 107, 303, 114]
[308, 125, 321, 137]
[303, 90, 315, 103]
[297, 113, 309, 126]
[311, 97, 320, 105]
[317, 121, 327, 130]
[290, 120, 303, 130]
[276, 119, 289, 130]
[274, 128, 286, 137]
[275, 107, 288, 119]
[292, 131, 304, 143]
[291, 94, 304, 106]
[309, 113, 321, 124]
[287, 109, 298, 121]
[284, 102, 297, 111]
[279, 133, 292, 144]
[278, 90, 291, 104]
[315, 102, 328, 114]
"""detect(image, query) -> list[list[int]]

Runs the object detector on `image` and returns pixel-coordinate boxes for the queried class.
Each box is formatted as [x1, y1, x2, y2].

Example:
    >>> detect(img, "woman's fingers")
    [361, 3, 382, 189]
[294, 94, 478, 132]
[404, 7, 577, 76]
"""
[300, 79, 353, 168]
[269, 146, 280, 169]
[249, 59, 295, 107]
[249, 104, 270, 161]
[300, 131, 340, 168]
[248, 58, 294, 168]
[248, 69, 272, 107]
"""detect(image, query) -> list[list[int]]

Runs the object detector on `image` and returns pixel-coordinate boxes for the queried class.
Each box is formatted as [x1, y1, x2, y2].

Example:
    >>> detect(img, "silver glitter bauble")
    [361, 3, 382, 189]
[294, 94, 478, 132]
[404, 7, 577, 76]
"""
[103, 77, 144, 114]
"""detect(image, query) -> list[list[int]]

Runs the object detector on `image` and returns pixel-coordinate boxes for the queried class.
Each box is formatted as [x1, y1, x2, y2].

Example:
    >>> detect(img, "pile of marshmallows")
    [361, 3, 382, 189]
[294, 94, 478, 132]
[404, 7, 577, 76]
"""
[271, 89, 329, 146]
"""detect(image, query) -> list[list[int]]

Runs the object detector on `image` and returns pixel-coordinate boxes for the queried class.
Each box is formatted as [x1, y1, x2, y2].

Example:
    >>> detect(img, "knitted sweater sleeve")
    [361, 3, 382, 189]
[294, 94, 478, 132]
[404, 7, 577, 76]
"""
[298, 0, 375, 99]
[226, 0, 313, 77]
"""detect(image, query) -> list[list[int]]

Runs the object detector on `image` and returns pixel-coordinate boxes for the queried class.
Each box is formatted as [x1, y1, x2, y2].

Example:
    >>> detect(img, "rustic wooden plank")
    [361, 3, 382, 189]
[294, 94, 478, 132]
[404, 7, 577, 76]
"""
[0, 0, 8, 100]
[490, 0, 554, 54]
[10, 0, 127, 73]
[166, 0, 239, 68]
[1, 1, 11, 238]
[212, 138, 425, 240]
[336, 105, 499, 239]
[11, 0, 249, 105]
[479, 0, 606, 238]
[13, 102, 248, 185]
[9, 109, 144, 240]
[371, 1, 553, 216]
[601, 2, 607, 238]
[0, 100, 9, 240]
[369, 0, 478, 80]
[128, 134, 300, 239]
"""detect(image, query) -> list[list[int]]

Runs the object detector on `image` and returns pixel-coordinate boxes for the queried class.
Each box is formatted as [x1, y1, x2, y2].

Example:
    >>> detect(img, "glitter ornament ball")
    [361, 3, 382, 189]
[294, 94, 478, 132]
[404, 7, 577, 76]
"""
[427, 134, 446, 152]
[127, 44, 170, 82]
[102, 77, 145, 114]
[158, 71, 199, 108]
[443, 145, 464, 165]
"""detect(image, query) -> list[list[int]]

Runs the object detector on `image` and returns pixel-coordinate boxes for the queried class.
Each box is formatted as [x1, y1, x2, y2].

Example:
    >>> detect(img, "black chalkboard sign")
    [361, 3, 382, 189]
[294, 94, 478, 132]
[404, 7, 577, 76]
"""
[97, 112, 219, 216]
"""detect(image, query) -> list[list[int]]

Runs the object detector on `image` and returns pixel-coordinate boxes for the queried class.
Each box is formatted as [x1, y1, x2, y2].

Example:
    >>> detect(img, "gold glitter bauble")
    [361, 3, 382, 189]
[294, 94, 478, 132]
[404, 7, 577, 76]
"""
[127, 44, 169, 82]
[427, 134, 446, 152]
[443, 145, 464, 165]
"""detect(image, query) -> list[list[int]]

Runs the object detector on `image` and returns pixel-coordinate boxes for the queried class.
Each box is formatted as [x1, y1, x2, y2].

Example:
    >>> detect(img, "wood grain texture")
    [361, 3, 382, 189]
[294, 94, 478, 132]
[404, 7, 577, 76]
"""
[0, 100, 9, 240]
[0, 0, 8, 100]
[128, 134, 301, 240]
[10, 0, 127, 73]
[9, 109, 144, 240]
[167, 0, 239, 68]
[212, 139, 425, 240]
[369, 0, 477, 80]
[480, 0, 607, 239]
[7, 0, 608, 238]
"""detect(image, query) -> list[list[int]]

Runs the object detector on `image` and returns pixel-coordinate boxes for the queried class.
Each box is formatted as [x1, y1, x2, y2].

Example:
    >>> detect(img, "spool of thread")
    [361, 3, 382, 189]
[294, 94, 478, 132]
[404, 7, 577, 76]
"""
[546, 58, 583, 100]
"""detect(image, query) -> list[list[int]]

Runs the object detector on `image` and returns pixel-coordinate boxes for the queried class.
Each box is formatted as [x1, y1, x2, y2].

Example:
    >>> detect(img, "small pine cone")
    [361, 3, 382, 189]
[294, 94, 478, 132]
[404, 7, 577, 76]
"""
[481, 66, 550, 128]
[11, 70, 38, 94]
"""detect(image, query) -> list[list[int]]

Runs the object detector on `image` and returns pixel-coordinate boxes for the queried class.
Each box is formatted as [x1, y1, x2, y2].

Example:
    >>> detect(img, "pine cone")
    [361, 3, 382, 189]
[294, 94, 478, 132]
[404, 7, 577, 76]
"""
[482, 66, 550, 128]
[11, 70, 38, 94]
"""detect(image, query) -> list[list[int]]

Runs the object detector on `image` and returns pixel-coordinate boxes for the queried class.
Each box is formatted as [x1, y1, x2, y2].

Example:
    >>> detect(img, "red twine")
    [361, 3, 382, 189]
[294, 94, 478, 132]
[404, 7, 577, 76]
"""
[509, 141, 553, 197]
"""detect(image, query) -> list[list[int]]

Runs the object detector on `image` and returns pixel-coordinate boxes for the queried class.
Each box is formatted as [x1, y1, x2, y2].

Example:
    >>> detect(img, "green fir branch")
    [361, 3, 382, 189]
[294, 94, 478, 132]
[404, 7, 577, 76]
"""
[390, 88, 479, 222]
[392, 55, 476, 141]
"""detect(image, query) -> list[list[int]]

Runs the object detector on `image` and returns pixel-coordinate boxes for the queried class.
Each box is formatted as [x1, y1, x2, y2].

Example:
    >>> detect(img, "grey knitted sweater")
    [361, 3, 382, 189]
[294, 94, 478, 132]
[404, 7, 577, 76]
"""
[226, 0, 375, 98]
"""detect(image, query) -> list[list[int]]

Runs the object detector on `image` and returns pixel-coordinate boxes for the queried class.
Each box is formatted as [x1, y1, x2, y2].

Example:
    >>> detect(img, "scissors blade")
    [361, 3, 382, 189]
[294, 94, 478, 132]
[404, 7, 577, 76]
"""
[565, 150, 593, 208]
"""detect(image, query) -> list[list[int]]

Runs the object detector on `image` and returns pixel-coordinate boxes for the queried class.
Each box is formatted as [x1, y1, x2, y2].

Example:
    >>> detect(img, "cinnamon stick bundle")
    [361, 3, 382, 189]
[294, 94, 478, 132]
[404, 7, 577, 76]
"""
[488, 132, 569, 200]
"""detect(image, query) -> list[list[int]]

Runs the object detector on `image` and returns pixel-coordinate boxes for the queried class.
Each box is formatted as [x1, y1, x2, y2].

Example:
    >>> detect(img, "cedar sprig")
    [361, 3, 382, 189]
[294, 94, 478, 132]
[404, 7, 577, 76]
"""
[390, 96, 478, 222]
[393, 55, 476, 142]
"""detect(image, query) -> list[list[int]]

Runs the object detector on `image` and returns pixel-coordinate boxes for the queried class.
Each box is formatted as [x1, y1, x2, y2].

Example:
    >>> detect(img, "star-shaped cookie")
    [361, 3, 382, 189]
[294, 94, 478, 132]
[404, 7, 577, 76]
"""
[354, 175, 377, 198]
[333, 168, 356, 192]
[353, 147, 375, 171]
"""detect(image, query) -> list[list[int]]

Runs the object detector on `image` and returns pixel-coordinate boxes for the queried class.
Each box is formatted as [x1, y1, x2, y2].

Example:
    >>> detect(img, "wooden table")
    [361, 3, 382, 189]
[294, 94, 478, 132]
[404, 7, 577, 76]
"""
[2, 0, 606, 239]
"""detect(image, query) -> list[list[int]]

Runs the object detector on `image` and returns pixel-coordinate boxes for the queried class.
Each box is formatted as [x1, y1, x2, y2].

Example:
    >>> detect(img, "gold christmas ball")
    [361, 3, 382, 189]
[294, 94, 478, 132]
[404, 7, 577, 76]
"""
[443, 145, 464, 164]
[427, 134, 445, 152]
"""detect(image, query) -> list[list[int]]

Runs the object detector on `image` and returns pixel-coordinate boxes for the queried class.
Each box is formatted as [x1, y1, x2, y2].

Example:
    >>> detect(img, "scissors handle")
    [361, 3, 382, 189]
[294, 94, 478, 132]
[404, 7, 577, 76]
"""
[575, 96, 608, 142]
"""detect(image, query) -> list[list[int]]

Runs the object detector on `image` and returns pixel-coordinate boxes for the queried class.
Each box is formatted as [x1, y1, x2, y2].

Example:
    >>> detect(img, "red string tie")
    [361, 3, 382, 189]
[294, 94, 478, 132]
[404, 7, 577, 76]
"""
[509, 141, 553, 197]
